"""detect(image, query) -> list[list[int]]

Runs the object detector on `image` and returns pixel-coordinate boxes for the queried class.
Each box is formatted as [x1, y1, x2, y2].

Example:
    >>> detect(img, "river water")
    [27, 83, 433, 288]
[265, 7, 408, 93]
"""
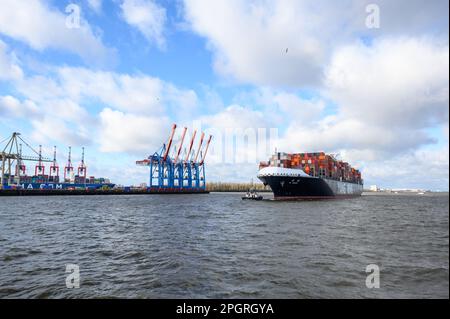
[0, 193, 448, 298]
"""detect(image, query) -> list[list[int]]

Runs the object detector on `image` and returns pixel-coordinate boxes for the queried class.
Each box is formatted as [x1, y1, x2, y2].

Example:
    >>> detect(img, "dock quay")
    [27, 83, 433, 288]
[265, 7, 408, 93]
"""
[0, 188, 209, 196]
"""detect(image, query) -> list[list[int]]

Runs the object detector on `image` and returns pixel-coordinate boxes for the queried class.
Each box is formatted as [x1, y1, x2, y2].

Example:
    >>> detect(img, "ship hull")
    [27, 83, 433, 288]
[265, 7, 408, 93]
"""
[15, 183, 115, 190]
[258, 175, 363, 200]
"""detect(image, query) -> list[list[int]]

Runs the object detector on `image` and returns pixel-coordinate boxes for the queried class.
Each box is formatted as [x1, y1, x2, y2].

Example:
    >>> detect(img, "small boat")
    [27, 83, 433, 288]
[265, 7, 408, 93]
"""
[242, 190, 263, 200]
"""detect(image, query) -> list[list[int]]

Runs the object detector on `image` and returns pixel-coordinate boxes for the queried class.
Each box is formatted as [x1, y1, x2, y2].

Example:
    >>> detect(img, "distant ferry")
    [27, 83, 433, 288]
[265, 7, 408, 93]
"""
[258, 152, 363, 200]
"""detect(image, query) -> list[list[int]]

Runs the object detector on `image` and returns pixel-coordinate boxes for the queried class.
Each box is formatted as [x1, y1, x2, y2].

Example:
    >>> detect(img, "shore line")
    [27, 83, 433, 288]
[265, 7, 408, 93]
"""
[0, 189, 210, 196]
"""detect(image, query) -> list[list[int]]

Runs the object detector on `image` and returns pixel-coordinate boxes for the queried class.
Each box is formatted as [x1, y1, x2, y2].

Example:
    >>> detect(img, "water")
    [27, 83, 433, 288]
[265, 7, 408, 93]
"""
[0, 193, 448, 298]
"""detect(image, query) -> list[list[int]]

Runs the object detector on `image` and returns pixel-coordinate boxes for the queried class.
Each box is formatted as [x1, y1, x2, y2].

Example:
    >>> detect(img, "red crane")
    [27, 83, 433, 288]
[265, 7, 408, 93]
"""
[49, 146, 59, 177]
[34, 145, 45, 176]
[185, 130, 197, 162]
[16, 144, 26, 176]
[163, 124, 177, 162]
[200, 135, 212, 165]
[174, 127, 187, 164]
[78, 147, 87, 178]
[134, 124, 213, 190]
[194, 132, 205, 163]
[64, 146, 73, 180]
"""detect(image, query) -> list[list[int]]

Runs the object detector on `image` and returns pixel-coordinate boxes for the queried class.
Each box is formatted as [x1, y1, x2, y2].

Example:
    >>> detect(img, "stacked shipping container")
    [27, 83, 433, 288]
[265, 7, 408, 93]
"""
[16, 174, 110, 185]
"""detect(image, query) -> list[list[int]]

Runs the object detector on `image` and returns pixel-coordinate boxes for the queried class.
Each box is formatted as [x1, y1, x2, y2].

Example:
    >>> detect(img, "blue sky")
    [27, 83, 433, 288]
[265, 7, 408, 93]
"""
[0, 0, 448, 190]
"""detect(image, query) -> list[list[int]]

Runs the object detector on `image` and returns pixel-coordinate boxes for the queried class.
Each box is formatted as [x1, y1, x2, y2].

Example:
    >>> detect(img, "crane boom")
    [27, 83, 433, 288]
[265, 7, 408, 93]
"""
[174, 127, 187, 164]
[200, 135, 212, 165]
[184, 130, 197, 162]
[163, 124, 177, 161]
[194, 132, 205, 163]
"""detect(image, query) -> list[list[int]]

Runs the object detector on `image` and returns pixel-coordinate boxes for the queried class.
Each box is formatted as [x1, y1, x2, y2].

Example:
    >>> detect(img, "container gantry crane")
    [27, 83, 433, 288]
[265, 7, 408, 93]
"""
[136, 124, 212, 190]
[78, 147, 87, 180]
[64, 146, 73, 182]
[49, 146, 59, 182]
[0, 132, 52, 186]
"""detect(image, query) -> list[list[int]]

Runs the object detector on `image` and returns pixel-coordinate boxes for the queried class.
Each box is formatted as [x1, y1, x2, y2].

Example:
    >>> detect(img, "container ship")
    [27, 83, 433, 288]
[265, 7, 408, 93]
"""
[258, 151, 363, 199]
[1, 133, 114, 191]
[10, 175, 115, 191]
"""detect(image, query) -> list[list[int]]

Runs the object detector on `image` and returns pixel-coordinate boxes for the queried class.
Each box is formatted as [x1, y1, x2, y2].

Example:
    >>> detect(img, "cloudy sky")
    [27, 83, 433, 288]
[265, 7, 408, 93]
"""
[0, 0, 448, 190]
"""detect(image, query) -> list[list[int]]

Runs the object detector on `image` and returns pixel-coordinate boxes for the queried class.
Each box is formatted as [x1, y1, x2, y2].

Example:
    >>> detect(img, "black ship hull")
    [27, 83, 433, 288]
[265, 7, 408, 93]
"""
[258, 175, 363, 199]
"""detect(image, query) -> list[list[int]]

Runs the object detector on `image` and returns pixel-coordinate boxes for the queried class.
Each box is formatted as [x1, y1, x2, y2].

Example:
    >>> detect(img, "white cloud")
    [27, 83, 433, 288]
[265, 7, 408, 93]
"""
[270, 37, 449, 156]
[194, 104, 276, 166]
[0, 94, 92, 146]
[232, 87, 327, 127]
[40, 98, 92, 126]
[57, 67, 166, 114]
[163, 82, 199, 120]
[184, 0, 328, 86]
[56, 67, 198, 115]
[199, 104, 268, 130]
[183, 0, 448, 87]
[0, 40, 23, 81]
[99, 108, 170, 153]
[4, 63, 199, 153]
[361, 145, 449, 190]
[273, 119, 449, 190]
[87, 0, 102, 13]
[366, 0, 449, 36]
[0, 0, 112, 64]
[0, 95, 40, 118]
[278, 118, 434, 156]
[271, 92, 325, 124]
[120, 0, 167, 49]
[30, 116, 91, 146]
[13, 67, 198, 116]
[325, 37, 449, 128]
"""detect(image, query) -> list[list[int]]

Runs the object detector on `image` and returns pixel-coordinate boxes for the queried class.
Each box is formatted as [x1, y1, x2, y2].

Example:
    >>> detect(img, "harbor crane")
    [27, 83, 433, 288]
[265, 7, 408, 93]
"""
[0, 132, 52, 186]
[78, 147, 87, 178]
[50, 146, 59, 178]
[136, 124, 212, 190]
[64, 146, 74, 181]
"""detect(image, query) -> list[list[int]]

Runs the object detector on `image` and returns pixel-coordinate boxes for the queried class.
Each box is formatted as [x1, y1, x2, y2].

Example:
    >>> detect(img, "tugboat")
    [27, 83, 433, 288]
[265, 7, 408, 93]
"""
[242, 189, 263, 200]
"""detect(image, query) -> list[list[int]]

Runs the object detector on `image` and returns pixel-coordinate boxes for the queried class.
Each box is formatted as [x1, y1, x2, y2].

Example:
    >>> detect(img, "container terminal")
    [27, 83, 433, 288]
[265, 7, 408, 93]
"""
[0, 125, 212, 196]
